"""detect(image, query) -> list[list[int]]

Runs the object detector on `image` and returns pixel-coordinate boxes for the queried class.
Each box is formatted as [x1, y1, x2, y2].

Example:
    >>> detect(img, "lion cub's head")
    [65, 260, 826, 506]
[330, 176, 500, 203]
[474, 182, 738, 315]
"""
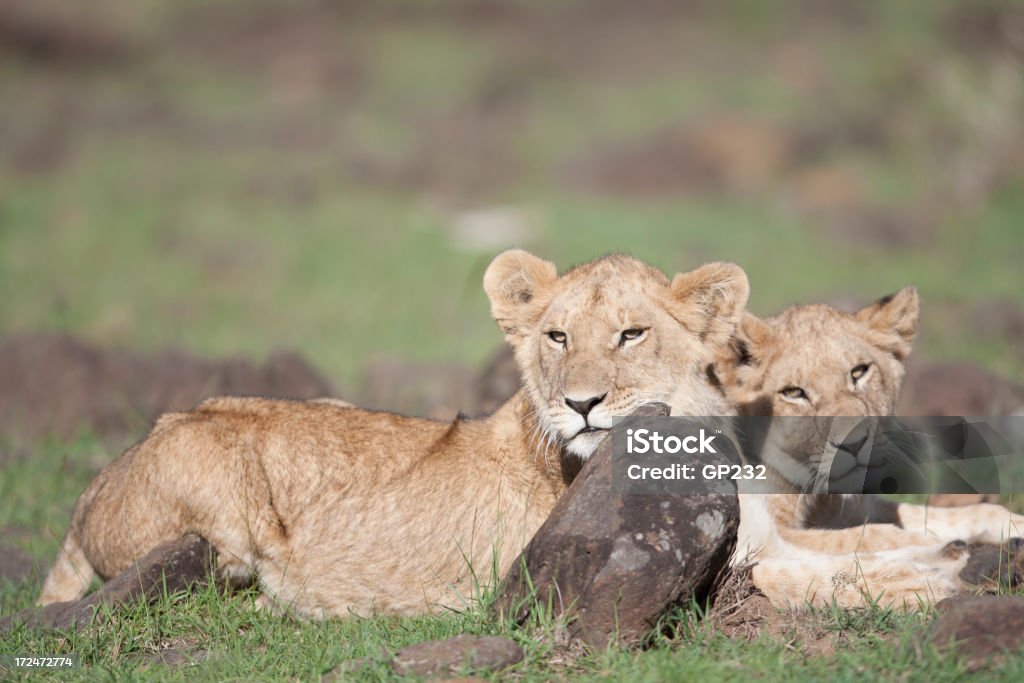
[483, 250, 749, 459]
[712, 287, 919, 490]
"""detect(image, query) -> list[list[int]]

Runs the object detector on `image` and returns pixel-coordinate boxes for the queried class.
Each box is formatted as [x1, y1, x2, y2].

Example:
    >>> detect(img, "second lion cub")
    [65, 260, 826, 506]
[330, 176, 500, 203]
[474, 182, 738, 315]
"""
[713, 287, 1024, 607]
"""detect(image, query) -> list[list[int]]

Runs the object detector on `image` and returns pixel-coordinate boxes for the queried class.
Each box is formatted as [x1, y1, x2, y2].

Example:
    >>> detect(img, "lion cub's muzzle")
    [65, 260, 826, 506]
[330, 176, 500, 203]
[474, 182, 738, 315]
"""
[558, 391, 616, 459]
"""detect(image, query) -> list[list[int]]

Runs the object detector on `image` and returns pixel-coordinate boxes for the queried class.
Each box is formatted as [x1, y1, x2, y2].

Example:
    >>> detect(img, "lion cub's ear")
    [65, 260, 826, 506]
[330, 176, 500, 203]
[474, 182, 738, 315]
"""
[668, 262, 750, 347]
[855, 285, 919, 358]
[483, 249, 558, 343]
[732, 312, 771, 366]
[711, 311, 769, 391]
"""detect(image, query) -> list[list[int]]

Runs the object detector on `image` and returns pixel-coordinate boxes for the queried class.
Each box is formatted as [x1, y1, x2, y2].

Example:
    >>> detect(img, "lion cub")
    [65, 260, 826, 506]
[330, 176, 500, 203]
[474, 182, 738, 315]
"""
[714, 288, 1024, 608]
[39, 250, 749, 617]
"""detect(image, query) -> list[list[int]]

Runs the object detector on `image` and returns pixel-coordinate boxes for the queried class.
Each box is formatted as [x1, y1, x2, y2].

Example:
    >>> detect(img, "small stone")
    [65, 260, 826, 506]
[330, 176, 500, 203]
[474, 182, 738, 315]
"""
[0, 535, 215, 634]
[125, 646, 208, 670]
[929, 595, 1024, 670]
[0, 543, 39, 584]
[391, 635, 523, 677]
[322, 657, 374, 681]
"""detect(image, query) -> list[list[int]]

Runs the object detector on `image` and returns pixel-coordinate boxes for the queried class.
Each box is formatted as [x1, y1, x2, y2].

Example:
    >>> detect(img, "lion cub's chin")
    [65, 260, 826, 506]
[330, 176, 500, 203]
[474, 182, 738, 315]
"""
[565, 430, 610, 459]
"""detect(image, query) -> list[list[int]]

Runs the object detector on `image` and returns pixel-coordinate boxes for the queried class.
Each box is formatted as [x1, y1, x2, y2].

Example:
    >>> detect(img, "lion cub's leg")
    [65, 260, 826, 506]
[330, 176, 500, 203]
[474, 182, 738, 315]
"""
[246, 554, 324, 619]
[752, 542, 967, 609]
[897, 502, 1024, 545]
[767, 494, 941, 554]
[776, 524, 941, 555]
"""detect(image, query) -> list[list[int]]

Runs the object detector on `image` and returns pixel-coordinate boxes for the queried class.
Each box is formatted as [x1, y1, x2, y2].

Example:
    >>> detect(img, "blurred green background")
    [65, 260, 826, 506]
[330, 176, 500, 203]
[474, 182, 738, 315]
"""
[2, 0, 1022, 390]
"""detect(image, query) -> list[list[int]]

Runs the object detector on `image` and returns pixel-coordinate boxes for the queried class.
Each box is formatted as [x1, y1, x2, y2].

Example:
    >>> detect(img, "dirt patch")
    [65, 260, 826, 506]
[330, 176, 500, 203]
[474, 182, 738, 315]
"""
[0, 332, 334, 441]
[942, 2, 1024, 59]
[0, 0, 132, 65]
[475, 346, 520, 416]
[349, 101, 528, 200]
[969, 298, 1024, 351]
[124, 643, 209, 671]
[787, 164, 868, 214]
[181, 1, 364, 108]
[0, 542, 40, 585]
[567, 117, 794, 198]
[898, 361, 1024, 417]
[706, 566, 847, 656]
[358, 356, 478, 421]
[705, 566, 777, 641]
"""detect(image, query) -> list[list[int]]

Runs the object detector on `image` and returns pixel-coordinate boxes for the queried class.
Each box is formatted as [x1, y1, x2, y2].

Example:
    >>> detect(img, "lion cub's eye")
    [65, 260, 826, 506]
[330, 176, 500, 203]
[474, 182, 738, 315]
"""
[547, 330, 567, 346]
[850, 364, 870, 382]
[619, 328, 646, 347]
[780, 386, 808, 401]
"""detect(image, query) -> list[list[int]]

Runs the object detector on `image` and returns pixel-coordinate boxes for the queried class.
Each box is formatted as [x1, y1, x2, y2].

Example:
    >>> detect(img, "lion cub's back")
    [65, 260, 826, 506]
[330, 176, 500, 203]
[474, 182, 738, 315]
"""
[153, 395, 449, 482]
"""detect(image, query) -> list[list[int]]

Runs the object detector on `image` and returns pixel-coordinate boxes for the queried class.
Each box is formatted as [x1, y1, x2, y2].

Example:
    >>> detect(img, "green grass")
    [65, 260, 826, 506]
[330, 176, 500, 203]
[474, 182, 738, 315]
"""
[3, 560, 1023, 682]
[3, 177, 1022, 385]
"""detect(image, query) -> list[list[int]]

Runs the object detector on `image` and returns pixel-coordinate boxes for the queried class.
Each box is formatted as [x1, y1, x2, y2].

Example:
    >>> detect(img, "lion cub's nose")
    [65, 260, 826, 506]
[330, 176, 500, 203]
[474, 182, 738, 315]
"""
[565, 393, 607, 418]
[835, 433, 870, 456]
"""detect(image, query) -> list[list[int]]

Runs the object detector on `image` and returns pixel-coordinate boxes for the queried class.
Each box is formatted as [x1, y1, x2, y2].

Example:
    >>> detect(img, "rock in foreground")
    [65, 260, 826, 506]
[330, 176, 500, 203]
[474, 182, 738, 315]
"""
[494, 403, 740, 648]
[0, 535, 215, 634]
[929, 595, 1024, 670]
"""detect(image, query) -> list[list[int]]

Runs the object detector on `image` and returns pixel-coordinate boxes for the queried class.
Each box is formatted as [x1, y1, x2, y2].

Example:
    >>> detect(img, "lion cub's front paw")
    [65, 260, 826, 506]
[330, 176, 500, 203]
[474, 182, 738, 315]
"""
[958, 539, 1024, 591]
[252, 593, 283, 615]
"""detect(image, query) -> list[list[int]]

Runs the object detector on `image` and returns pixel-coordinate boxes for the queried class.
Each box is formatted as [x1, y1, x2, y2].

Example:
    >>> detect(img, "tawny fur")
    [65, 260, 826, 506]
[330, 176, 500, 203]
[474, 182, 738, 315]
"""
[39, 250, 749, 617]
[714, 289, 1024, 608]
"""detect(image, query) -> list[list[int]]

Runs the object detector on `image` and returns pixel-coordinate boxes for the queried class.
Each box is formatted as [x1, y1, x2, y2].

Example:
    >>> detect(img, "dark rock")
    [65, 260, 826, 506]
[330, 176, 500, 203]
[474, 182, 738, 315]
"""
[899, 361, 1024, 417]
[0, 543, 40, 585]
[474, 346, 520, 416]
[0, 535, 215, 633]
[929, 595, 1024, 670]
[358, 356, 477, 420]
[494, 403, 740, 649]
[969, 298, 1024, 346]
[0, 2, 133, 65]
[0, 333, 334, 441]
[125, 646, 208, 670]
[391, 635, 523, 677]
